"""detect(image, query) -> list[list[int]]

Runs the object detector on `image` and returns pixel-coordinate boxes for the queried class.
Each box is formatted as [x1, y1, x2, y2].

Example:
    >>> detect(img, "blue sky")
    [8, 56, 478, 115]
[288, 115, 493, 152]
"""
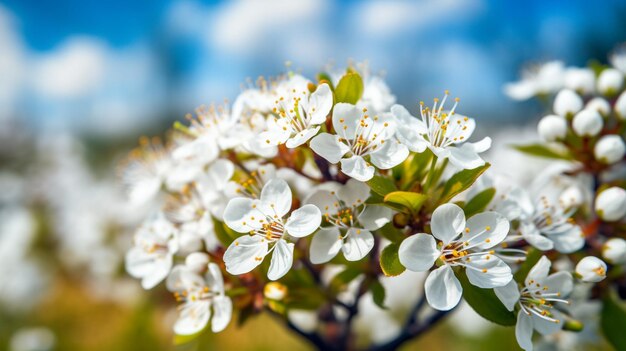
[2, 0, 626, 135]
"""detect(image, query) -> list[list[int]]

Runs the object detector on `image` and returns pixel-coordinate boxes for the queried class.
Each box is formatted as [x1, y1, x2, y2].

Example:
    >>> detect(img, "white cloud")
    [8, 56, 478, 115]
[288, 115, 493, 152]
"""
[353, 0, 484, 37]
[207, 0, 329, 54]
[31, 37, 107, 99]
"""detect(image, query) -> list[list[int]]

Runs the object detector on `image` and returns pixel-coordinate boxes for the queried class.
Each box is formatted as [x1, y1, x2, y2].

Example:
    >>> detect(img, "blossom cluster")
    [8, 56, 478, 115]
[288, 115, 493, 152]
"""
[122, 58, 626, 350]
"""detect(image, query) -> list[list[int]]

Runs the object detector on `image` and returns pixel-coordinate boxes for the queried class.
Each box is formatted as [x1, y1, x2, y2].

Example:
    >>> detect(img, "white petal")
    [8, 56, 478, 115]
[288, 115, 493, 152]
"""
[285, 204, 322, 238]
[532, 309, 563, 336]
[205, 262, 225, 294]
[340, 156, 375, 181]
[211, 295, 233, 332]
[494, 280, 521, 312]
[466, 256, 513, 288]
[337, 178, 370, 207]
[268, 239, 295, 280]
[551, 227, 585, 253]
[464, 211, 510, 250]
[424, 265, 463, 311]
[369, 141, 409, 170]
[174, 300, 211, 335]
[305, 189, 338, 214]
[286, 126, 320, 148]
[308, 83, 333, 124]
[204, 159, 235, 190]
[310, 133, 349, 164]
[358, 205, 392, 230]
[342, 228, 375, 261]
[466, 137, 492, 153]
[309, 227, 343, 264]
[260, 179, 292, 217]
[520, 222, 554, 251]
[516, 311, 534, 351]
[525, 256, 551, 286]
[332, 103, 361, 138]
[129, 178, 161, 205]
[398, 234, 439, 272]
[223, 235, 269, 275]
[447, 145, 485, 170]
[431, 203, 466, 245]
[223, 198, 263, 232]
[126, 248, 172, 290]
[543, 271, 573, 297]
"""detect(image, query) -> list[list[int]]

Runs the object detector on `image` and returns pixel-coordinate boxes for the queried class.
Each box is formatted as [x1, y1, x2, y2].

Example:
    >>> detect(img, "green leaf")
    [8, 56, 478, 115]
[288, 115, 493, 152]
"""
[316, 72, 335, 90]
[513, 248, 542, 282]
[367, 175, 397, 196]
[601, 289, 626, 351]
[455, 269, 516, 326]
[377, 222, 405, 243]
[512, 144, 573, 160]
[330, 267, 362, 294]
[384, 191, 428, 214]
[379, 243, 406, 277]
[334, 72, 364, 104]
[369, 279, 388, 309]
[440, 163, 490, 203]
[213, 217, 237, 246]
[463, 187, 496, 218]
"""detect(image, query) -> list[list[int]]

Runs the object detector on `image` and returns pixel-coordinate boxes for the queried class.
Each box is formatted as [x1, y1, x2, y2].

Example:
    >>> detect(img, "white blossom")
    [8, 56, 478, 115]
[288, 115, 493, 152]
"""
[575, 256, 607, 283]
[537, 115, 567, 142]
[572, 109, 603, 137]
[398, 203, 512, 311]
[564, 67, 595, 95]
[595, 187, 626, 222]
[585, 97, 611, 116]
[603, 238, 626, 265]
[597, 68, 624, 95]
[594, 135, 625, 164]
[553, 89, 583, 117]
[504, 61, 565, 100]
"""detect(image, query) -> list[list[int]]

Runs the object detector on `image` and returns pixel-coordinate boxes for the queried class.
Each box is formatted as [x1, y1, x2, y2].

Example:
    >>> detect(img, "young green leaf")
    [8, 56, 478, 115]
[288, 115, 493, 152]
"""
[330, 267, 363, 294]
[455, 270, 517, 326]
[601, 289, 626, 351]
[334, 72, 364, 104]
[512, 144, 573, 160]
[380, 242, 406, 277]
[440, 163, 490, 203]
[367, 175, 398, 196]
[213, 217, 237, 246]
[463, 187, 496, 218]
[316, 72, 335, 90]
[384, 191, 428, 214]
[377, 223, 406, 243]
[369, 279, 388, 309]
[513, 248, 541, 282]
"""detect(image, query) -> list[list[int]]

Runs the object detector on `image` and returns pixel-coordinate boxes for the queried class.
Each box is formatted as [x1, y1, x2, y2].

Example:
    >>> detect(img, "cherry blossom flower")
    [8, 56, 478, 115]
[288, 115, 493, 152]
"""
[306, 179, 391, 264]
[398, 203, 512, 311]
[126, 213, 179, 289]
[310, 103, 408, 181]
[166, 262, 232, 335]
[222, 179, 321, 280]
[494, 256, 573, 351]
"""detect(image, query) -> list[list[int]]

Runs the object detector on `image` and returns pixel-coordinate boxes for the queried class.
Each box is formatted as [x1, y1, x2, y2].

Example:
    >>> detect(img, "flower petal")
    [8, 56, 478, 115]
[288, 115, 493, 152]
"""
[525, 256, 551, 286]
[211, 295, 233, 332]
[464, 211, 510, 250]
[532, 309, 563, 336]
[286, 126, 320, 148]
[285, 204, 322, 238]
[126, 248, 173, 290]
[223, 198, 263, 232]
[260, 179, 292, 217]
[551, 227, 585, 253]
[174, 300, 211, 335]
[431, 203, 466, 245]
[515, 311, 534, 351]
[337, 179, 370, 208]
[424, 265, 463, 311]
[369, 140, 409, 170]
[340, 156, 375, 181]
[542, 271, 573, 297]
[466, 256, 513, 288]
[310, 133, 349, 164]
[447, 145, 485, 170]
[342, 228, 375, 261]
[398, 234, 439, 272]
[332, 103, 361, 139]
[268, 239, 295, 280]
[358, 205, 392, 230]
[223, 235, 269, 275]
[308, 83, 333, 124]
[494, 280, 521, 312]
[309, 227, 343, 264]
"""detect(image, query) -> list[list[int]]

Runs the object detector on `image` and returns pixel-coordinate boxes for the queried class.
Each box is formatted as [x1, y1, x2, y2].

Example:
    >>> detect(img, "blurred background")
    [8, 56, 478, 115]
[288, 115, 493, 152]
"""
[1, 0, 625, 350]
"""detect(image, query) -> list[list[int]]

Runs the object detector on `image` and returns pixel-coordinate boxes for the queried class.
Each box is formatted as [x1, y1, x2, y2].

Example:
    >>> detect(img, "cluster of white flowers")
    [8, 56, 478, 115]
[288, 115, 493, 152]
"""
[122, 59, 625, 350]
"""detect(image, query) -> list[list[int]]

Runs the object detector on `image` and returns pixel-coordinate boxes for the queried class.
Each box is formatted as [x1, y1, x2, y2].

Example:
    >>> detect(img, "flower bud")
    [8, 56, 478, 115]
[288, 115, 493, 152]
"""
[572, 109, 603, 137]
[597, 68, 624, 95]
[603, 238, 626, 265]
[264, 282, 288, 301]
[575, 256, 607, 283]
[564, 67, 595, 95]
[185, 252, 210, 273]
[594, 135, 625, 164]
[595, 187, 626, 221]
[559, 185, 584, 209]
[537, 115, 567, 142]
[616, 91, 626, 120]
[553, 89, 583, 117]
[585, 97, 611, 116]
[178, 231, 203, 254]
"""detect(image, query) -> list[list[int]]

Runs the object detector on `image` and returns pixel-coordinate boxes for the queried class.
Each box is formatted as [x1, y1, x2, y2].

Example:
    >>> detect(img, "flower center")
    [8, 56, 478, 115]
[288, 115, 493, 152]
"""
[420, 92, 470, 148]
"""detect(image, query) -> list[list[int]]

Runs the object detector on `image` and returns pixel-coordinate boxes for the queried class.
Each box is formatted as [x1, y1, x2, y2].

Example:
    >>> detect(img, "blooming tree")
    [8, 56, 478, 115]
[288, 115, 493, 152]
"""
[121, 57, 626, 350]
